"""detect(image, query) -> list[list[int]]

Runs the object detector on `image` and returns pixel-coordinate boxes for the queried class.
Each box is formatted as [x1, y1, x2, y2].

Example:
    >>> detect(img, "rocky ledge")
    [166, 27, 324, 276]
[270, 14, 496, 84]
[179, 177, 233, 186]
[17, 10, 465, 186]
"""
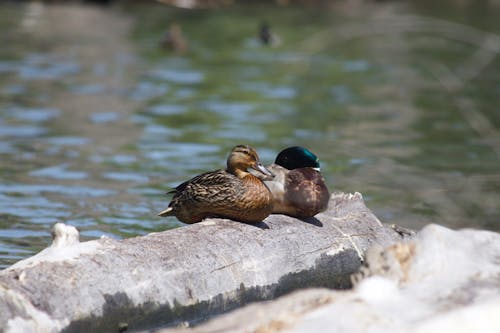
[0, 192, 407, 332]
[160, 223, 500, 333]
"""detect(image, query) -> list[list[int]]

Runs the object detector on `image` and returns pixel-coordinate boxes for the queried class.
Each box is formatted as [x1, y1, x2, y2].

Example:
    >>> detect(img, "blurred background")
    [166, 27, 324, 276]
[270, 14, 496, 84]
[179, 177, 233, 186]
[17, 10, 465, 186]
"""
[0, 0, 499, 268]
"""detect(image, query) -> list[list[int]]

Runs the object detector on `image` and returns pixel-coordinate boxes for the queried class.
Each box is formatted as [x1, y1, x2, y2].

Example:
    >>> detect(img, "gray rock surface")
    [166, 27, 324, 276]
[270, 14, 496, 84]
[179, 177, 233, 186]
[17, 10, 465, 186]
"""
[161, 224, 500, 333]
[0, 192, 405, 332]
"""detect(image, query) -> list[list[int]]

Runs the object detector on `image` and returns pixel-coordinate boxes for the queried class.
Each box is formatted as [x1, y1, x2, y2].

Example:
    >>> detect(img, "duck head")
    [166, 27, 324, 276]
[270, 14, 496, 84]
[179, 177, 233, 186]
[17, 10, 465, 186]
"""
[227, 145, 273, 178]
[275, 146, 320, 171]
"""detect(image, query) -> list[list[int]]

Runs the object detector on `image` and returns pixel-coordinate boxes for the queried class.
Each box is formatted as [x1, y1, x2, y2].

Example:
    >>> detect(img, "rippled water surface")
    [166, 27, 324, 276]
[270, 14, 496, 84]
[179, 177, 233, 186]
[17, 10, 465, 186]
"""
[0, 1, 499, 268]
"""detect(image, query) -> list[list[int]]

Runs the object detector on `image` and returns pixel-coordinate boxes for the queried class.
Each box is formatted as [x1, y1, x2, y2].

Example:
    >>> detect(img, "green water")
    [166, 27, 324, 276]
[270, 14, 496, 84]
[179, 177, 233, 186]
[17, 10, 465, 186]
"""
[0, 1, 499, 268]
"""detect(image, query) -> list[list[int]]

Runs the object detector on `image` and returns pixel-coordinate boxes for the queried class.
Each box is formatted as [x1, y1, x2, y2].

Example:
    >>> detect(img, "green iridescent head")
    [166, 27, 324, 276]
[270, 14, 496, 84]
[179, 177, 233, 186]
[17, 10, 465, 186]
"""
[275, 146, 320, 171]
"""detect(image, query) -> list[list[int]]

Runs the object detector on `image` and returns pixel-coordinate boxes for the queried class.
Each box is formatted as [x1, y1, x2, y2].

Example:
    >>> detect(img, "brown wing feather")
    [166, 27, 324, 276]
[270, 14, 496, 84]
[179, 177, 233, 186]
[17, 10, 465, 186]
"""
[170, 169, 244, 204]
[285, 168, 330, 217]
[167, 169, 270, 223]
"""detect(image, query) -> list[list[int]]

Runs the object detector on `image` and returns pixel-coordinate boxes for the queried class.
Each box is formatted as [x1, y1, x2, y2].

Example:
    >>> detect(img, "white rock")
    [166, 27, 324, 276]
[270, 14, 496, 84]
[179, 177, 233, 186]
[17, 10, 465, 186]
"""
[163, 224, 500, 333]
[292, 224, 500, 333]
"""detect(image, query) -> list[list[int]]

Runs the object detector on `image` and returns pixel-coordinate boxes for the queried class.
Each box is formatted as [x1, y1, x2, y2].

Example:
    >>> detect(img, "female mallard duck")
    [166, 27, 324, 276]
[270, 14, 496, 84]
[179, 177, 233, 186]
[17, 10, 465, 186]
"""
[160, 23, 188, 53]
[262, 146, 330, 218]
[158, 145, 273, 224]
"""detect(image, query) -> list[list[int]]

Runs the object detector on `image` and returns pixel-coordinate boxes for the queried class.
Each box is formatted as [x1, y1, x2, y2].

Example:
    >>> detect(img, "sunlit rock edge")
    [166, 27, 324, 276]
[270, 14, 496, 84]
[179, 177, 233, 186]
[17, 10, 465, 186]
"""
[161, 224, 500, 333]
[0, 192, 404, 332]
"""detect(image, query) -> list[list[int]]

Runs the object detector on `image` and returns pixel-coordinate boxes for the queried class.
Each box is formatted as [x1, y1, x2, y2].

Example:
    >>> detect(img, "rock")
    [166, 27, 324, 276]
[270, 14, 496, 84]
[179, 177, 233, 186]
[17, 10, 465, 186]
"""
[160, 224, 500, 333]
[0, 192, 406, 332]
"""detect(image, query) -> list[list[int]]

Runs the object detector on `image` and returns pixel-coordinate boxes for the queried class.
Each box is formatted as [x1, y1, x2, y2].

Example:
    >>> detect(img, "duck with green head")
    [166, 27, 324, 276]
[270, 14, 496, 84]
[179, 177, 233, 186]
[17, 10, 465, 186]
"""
[261, 146, 330, 218]
[158, 145, 273, 224]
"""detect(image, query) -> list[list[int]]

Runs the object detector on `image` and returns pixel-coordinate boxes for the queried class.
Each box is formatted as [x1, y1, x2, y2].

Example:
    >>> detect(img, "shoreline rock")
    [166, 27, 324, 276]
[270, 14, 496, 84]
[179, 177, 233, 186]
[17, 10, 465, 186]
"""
[160, 224, 500, 333]
[0, 192, 406, 332]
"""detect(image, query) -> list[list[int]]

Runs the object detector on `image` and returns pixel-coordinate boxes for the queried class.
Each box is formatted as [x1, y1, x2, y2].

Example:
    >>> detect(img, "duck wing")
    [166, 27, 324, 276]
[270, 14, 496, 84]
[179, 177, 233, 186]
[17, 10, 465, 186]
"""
[169, 169, 244, 199]
[177, 171, 215, 191]
[167, 169, 225, 194]
[286, 168, 330, 214]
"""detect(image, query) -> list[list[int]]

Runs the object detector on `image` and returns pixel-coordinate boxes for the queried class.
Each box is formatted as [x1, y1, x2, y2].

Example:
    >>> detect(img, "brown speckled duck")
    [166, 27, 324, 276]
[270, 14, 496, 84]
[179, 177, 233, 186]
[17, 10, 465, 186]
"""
[160, 23, 188, 53]
[263, 146, 330, 218]
[158, 145, 273, 224]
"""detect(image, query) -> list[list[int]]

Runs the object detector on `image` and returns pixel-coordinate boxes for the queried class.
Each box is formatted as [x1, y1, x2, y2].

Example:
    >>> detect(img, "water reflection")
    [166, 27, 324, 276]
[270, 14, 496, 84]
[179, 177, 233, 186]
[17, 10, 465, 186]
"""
[45, 136, 91, 146]
[0, 124, 47, 137]
[240, 82, 297, 99]
[30, 164, 88, 180]
[102, 172, 150, 183]
[19, 54, 80, 80]
[150, 68, 204, 84]
[70, 83, 107, 95]
[8, 106, 60, 122]
[0, 184, 116, 197]
[130, 81, 169, 101]
[147, 104, 187, 116]
[0, 1, 499, 269]
[89, 111, 120, 124]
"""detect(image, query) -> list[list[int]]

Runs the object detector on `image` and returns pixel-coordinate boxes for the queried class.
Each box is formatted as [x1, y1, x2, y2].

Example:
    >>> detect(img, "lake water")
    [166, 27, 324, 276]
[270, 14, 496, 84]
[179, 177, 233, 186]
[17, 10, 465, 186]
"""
[0, 1, 499, 269]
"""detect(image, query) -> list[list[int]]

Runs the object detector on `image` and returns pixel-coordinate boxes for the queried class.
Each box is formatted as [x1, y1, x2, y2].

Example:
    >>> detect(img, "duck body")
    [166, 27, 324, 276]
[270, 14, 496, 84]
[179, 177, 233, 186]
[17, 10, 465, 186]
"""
[258, 22, 281, 47]
[160, 23, 188, 53]
[159, 145, 273, 224]
[264, 146, 330, 218]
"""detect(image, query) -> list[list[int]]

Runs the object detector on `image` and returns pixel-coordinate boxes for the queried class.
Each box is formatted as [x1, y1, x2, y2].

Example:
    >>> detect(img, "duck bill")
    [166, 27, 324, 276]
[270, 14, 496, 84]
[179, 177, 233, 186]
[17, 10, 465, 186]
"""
[251, 162, 274, 177]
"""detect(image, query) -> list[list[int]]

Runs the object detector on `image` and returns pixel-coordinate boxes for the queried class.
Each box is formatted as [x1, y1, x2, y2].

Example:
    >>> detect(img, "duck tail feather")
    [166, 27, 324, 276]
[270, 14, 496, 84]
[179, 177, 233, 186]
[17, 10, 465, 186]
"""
[158, 207, 173, 217]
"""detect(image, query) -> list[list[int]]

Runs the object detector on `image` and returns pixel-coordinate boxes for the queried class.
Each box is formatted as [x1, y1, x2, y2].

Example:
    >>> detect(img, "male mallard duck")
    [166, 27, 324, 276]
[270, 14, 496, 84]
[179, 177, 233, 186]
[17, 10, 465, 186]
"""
[263, 146, 330, 218]
[158, 145, 273, 224]
[258, 22, 281, 47]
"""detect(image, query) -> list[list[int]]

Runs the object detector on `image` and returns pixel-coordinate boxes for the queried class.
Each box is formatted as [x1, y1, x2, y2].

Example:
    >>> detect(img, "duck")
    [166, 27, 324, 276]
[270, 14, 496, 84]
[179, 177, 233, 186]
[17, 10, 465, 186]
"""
[261, 146, 330, 219]
[158, 145, 273, 224]
[160, 23, 188, 53]
[258, 22, 281, 47]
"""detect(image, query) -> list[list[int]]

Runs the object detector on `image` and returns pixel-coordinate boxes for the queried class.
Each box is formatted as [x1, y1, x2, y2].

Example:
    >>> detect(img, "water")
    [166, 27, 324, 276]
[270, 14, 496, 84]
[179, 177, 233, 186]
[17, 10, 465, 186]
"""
[0, 1, 499, 269]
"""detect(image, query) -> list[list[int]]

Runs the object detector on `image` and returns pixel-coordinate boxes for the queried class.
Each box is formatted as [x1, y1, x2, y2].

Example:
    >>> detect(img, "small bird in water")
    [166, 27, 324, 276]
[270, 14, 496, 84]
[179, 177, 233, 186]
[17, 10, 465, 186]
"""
[259, 146, 330, 219]
[160, 23, 188, 53]
[158, 145, 273, 224]
[258, 22, 280, 47]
